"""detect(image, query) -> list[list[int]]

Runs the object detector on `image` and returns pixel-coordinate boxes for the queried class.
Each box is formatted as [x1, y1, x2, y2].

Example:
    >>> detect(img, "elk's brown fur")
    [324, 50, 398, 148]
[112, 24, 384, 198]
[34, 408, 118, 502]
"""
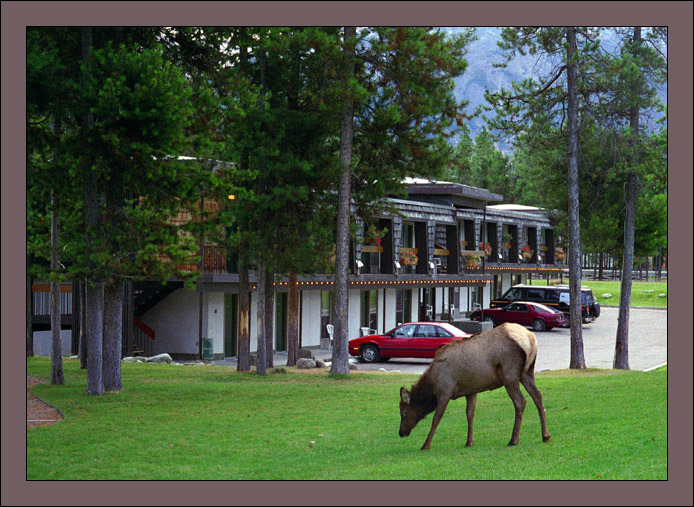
[399, 322, 550, 450]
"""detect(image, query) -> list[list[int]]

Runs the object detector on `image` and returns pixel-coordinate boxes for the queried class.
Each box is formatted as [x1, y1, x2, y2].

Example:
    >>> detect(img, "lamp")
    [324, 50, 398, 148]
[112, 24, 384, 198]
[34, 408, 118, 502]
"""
[356, 259, 364, 275]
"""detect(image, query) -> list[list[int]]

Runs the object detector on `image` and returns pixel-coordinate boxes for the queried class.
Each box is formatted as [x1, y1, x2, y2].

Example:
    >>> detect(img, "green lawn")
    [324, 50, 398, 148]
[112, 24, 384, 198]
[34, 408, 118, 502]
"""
[544, 280, 667, 308]
[581, 280, 667, 308]
[26, 357, 667, 480]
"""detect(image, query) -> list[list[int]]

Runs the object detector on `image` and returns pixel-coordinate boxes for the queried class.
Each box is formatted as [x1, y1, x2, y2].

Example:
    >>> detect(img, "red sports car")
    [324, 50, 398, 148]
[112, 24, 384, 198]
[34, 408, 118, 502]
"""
[470, 301, 567, 331]
[348, 322, 472, 363]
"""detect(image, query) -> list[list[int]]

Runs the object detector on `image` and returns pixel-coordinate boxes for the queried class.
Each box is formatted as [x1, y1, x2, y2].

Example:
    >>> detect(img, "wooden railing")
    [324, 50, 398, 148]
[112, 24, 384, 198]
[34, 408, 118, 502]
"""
[132, 317, 155, 357]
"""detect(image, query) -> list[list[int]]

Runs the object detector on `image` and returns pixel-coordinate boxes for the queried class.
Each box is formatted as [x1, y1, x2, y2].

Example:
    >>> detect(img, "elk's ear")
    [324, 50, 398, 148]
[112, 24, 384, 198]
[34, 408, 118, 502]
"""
[400, 386, 411, 404]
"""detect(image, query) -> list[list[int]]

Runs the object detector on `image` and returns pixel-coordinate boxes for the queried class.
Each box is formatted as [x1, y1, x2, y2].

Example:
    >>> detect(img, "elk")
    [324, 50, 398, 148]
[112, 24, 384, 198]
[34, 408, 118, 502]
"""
[398, 322, 550, 450]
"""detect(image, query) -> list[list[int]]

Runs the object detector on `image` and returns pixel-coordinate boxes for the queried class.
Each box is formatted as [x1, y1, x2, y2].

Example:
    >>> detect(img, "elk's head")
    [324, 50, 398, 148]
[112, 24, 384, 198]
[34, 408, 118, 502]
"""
[399, 386, 426, 437]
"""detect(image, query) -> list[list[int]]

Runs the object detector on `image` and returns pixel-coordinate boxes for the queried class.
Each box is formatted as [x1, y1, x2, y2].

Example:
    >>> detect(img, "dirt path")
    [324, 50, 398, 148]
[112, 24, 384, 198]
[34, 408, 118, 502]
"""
[27, 377, 63, 429]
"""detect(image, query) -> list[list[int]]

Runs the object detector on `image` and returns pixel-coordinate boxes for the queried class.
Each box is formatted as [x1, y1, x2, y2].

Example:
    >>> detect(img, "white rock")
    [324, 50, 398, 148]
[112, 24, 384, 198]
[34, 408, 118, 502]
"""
[658, 294, 666, 298]
[296, 358, 317, 369]
[602, 293, 613, 299]
[145, 353, 172, 364]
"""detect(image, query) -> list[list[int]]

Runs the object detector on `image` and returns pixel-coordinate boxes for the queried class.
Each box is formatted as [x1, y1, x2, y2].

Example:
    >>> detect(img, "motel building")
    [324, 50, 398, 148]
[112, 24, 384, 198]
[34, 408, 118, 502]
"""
[29, 178, 568, 361]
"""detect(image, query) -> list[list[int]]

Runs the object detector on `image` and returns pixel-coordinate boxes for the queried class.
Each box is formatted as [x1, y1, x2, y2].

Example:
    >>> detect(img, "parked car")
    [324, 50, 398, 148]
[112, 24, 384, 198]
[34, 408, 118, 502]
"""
[490, 284, 601, 324]
[469, 301, 568, 331]
[348, 322, 472, 363]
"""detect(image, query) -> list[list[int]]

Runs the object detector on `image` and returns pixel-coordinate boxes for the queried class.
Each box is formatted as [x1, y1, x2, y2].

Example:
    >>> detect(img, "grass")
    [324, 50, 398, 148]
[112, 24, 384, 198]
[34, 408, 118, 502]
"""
[26, 357, 667, 480]
[581, 280, 667, 308]
[544, 280, 667, 308]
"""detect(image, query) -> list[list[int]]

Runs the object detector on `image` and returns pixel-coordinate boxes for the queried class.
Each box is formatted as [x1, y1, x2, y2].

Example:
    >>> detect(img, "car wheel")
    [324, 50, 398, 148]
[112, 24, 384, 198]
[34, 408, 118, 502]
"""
[532, 319, 547, 332]
[483, 315, 496, 327]
[546, 326, 554, 331]
[360, 344, 381, 363]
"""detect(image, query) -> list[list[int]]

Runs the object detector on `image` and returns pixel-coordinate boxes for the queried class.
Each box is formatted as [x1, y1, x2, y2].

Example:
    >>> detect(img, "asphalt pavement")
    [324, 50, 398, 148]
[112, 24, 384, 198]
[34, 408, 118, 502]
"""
[212, 306, 667, 374]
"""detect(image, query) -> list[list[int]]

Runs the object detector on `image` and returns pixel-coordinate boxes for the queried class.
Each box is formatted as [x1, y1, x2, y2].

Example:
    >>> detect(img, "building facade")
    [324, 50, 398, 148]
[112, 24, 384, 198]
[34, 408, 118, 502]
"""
[29, 179, 568, 360]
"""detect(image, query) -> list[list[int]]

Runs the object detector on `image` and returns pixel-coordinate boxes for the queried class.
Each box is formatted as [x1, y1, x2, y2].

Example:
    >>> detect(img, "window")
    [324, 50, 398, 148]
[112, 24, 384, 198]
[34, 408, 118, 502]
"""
[417, 325, 439, 338]
[435, 326, 453, 338]
[320, 291, 334, 339]
[396, 289, 412, 325]
[546, 290, 560, 303]
[393, 324, 416, 337]
[360, 290, 378, 330]
[508, 303, 528, 312]
[526, 288, 545, 301]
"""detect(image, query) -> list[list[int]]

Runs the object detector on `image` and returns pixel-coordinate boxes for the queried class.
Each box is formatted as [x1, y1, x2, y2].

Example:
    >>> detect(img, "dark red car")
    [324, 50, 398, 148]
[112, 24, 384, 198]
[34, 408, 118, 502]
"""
[348, 322, 472, 363]
[470, 301, 567, 331]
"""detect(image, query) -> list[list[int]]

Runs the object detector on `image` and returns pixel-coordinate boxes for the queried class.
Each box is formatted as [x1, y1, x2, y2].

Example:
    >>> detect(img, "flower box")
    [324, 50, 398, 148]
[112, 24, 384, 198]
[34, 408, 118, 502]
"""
[361, 245, 383, 253]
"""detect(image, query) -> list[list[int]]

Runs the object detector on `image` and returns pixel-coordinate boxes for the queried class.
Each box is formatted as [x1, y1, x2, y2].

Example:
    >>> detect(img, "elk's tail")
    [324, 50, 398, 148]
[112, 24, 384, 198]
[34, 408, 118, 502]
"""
[507, 324, 538, 373]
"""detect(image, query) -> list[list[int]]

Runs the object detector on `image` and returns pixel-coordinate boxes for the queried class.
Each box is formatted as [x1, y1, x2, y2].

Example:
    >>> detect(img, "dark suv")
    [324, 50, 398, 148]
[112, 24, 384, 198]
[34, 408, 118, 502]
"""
[491, 284, 601, 324]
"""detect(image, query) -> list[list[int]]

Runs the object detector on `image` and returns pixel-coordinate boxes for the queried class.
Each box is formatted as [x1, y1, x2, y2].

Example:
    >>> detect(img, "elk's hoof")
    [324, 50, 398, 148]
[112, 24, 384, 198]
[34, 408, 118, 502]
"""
[420, 445, 430, 451]
[543, 435, 551, 442]
[465, 441, 474, 447]
[507, 441, 518, 447]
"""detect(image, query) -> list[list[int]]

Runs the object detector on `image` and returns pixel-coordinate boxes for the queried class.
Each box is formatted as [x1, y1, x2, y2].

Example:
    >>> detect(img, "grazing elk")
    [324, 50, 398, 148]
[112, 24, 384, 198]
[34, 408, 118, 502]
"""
[398, 322, 550, 450]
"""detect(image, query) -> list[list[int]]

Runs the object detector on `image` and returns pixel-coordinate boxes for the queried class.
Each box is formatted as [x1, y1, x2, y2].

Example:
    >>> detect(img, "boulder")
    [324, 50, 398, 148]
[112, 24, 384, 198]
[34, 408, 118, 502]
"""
[122, 356, 138, 363]
[315, 359, 328, 368]
[349, 363, 358, 371]
[145, 353, 172, 364]
[298, 348, 314, 360]
[296, 358, 317, 369]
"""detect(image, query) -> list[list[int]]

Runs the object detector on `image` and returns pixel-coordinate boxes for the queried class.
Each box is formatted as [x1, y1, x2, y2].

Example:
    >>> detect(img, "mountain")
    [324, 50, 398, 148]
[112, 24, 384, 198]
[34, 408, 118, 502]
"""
[443, 27, 667, 152]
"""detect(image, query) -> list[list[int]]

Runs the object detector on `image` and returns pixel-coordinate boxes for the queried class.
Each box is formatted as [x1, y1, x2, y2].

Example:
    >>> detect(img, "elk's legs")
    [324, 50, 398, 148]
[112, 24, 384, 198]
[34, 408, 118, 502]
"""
[504, 382, 526, 446]
[420, 397, 450, 450]
[521, 371, 551, 442]
[465, 394, 477, 447]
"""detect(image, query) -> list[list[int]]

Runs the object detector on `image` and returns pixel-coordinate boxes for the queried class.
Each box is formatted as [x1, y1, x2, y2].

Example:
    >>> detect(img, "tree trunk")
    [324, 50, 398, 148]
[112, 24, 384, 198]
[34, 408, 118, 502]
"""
[256, 264, 267, 375]
[103, 280, 123, 392]
[237, 259, 251, 371]
[82, 26, 104, 394]
[286, 271, 299, 367]
[86, 281, 104, 395]
[331, 26, 356, 376]
[79, 279, 88, 369]
[614, 27, 642, 370]
[566, 28, 586, 369]
[264, 268, 274, 368]
[50, 187, 65, 385]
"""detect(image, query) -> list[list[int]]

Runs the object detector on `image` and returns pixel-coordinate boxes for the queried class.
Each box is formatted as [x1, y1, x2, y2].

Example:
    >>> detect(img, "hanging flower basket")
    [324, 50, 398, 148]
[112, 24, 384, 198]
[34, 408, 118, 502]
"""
[521, 245, 534, 259]
[555, 247, 565, 261]
[363, 224, 387, 247]
[466, 255, 482, 269]
[480, 242, 492, 256]
[400, 250, 418, 266]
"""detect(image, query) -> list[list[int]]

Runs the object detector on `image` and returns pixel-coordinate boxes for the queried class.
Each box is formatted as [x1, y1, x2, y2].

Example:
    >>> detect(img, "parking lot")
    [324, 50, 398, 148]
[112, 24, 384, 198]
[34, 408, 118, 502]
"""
[338, 306, 667, 374]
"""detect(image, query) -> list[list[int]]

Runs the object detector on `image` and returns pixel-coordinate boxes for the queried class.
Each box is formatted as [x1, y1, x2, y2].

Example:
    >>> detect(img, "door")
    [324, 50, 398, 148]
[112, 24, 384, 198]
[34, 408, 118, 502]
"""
[381, 323, 418, 358]
[224, 293, 237, 357]
[504, 302, 532, 326]
[275, 292, 287, 352]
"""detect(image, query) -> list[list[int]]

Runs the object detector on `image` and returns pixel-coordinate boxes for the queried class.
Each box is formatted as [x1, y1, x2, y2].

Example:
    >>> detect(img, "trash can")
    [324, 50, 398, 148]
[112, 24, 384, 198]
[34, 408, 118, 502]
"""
[202, 338, 214, 360]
